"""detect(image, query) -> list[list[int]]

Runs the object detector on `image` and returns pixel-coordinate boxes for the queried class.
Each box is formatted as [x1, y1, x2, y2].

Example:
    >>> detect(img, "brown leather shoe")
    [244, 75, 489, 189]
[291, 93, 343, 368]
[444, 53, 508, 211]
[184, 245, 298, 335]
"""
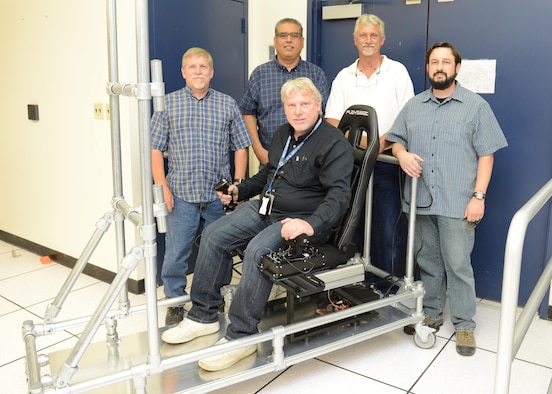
[455, 331, 476, 356]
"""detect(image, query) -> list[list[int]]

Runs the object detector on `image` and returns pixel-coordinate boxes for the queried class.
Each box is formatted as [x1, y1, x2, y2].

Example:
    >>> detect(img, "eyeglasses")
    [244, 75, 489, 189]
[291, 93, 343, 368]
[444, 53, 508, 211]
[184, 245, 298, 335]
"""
[355, 60, 380, 88]
[467, 220, 481, 231]
[276, 32, 302, 39]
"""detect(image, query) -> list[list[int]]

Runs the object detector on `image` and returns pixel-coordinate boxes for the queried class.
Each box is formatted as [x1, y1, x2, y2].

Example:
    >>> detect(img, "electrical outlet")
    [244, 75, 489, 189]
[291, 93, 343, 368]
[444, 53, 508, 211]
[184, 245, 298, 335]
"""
[105, 103, 110, 120]
[93, 103, 104, 120]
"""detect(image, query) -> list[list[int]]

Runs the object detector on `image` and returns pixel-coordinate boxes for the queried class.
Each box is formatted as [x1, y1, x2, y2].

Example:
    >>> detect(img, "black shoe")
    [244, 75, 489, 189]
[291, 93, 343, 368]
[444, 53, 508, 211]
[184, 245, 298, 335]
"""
[165, 306, 185, 326]
[403, 317, 443, 335]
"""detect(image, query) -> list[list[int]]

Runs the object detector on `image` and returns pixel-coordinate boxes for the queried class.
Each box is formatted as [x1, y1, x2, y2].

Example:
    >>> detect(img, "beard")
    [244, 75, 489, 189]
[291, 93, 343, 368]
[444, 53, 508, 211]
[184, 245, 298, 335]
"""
[360, 45, 376, 57]
[429, 72, 456, 90]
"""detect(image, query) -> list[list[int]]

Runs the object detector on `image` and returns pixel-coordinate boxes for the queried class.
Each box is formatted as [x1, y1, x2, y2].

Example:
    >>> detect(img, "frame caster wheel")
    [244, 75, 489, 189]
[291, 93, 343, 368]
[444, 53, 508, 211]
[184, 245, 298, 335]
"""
[414, 331, 436, 349]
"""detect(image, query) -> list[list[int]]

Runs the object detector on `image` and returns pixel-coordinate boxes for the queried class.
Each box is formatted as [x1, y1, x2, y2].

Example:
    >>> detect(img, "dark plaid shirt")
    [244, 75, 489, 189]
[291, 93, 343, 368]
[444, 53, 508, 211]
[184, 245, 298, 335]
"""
[240, 57, 330, 149]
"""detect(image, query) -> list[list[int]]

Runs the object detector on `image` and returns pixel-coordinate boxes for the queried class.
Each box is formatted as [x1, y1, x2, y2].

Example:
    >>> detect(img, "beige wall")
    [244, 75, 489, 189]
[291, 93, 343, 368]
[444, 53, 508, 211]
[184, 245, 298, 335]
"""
[0, 0, 308, 281]
[247, 0, 308, 174]
[0, 1, 142, 278]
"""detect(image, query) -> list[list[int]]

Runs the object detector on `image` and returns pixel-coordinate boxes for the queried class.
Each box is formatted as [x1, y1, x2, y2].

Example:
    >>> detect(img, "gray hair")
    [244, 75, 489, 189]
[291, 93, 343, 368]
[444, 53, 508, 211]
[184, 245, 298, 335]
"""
[353, 14, 385, 37]
[280, 77, 322, 114]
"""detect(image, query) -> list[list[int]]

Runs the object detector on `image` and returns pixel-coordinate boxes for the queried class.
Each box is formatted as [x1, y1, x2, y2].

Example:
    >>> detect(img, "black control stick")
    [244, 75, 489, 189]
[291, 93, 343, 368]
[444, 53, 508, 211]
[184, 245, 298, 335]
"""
[214, 178, 235, 212]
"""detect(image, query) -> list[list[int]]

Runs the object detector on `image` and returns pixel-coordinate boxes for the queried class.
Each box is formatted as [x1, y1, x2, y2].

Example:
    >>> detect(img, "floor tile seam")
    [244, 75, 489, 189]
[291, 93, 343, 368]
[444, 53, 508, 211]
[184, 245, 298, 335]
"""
[445, 332, 498, 354]
[8, 328, 80, 366]
[450, 334, 497, 354]
[435, 331, 455, 341]
[3, 303, 80, 341]
[10, 279, 106, 311]
[0, 294, 23, 311]
[255, 366, 290, 393]
[0, 264, 54, 282]
[512, 356, 552, 370]
[408, 335, 453, 393]
[36, 334, 80, 352]
[1, 335, 79, 380]
[0, 301, 42, 319]
[313, 357, 410, 392]
[0, 355, 25, 369]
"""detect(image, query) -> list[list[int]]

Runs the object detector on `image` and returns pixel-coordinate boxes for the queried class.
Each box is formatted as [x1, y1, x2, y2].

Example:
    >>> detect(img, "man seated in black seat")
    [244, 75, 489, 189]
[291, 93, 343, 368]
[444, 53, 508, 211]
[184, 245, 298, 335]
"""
[161, 77, 354, 372]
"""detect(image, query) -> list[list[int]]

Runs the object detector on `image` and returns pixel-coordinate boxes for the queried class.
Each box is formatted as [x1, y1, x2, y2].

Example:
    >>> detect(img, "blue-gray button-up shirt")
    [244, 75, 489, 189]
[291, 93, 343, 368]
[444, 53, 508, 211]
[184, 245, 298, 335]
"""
[387, 82, 508, 218]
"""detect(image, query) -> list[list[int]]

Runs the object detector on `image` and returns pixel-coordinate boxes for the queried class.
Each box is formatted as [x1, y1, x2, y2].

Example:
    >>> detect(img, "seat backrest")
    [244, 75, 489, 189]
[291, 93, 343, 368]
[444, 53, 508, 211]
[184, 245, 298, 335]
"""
[328, 105, 379, 253]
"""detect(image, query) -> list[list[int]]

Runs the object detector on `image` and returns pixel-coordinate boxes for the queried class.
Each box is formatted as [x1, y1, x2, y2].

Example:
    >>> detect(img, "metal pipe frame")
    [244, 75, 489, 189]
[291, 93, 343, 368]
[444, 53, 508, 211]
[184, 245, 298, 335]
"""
[23, 0, 165, 391]
[494, 178, 552, 394]
[363, 155, 417, 287]
[44, 212, 114, 324]
[22, 1, 433, 391]
[55, 247, 144, 388]
[23, 165, 426, 393]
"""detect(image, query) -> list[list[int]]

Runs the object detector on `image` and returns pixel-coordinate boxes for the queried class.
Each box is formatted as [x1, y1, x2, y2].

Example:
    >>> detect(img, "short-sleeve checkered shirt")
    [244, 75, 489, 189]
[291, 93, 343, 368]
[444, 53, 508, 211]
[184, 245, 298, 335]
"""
[151, 86, 251, 203]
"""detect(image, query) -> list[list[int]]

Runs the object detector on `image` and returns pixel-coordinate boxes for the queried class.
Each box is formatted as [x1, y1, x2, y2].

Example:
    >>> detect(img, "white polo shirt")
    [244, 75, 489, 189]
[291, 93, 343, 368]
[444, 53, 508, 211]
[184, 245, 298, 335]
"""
[325, 55, 414, 136]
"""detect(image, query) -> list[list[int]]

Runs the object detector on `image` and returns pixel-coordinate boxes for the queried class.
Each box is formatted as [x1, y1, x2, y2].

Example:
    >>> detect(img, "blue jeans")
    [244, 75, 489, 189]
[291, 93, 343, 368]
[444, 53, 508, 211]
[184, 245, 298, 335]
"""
[162, 197, 226, 299]
[187, 200, 329, 339]
[414, 215, 476, 331]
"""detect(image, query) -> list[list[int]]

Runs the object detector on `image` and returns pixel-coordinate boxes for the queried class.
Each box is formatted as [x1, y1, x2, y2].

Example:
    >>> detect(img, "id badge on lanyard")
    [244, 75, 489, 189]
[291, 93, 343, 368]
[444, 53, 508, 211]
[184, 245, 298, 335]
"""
[258, 118, 321, 217]
[259, 192, 275, 216]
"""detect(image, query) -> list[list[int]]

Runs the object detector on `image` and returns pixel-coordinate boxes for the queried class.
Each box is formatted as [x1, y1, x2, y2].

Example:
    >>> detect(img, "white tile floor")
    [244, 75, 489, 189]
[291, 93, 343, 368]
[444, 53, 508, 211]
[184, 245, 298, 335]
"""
[1, 239, 551, 394]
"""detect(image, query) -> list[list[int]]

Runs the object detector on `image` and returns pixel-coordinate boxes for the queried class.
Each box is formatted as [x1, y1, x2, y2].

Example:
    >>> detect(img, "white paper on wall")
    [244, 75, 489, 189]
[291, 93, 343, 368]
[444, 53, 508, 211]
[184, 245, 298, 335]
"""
[456, 59, 497, 94]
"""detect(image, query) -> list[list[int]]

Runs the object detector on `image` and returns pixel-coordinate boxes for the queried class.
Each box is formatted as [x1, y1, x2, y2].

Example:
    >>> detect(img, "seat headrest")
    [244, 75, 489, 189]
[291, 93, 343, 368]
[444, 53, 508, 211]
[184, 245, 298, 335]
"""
[337, 104, 379, 162]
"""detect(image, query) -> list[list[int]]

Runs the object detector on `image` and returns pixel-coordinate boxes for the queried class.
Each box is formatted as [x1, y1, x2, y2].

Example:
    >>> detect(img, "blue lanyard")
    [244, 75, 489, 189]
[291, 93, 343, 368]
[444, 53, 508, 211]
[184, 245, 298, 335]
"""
[266, 117, 322, 193]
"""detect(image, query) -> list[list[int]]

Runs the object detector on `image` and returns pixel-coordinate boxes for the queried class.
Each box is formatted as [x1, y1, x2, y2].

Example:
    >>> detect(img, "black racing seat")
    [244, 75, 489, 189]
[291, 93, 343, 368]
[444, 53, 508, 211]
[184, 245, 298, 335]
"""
[259, 105, 380, 296]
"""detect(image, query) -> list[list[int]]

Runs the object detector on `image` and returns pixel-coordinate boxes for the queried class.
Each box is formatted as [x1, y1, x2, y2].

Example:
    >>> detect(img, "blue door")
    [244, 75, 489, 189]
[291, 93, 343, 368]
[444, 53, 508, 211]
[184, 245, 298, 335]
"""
[427, 0, 552, 316]
[149, 0, 247, 282]
[149, 0, 247, 102]
[309, 0, 427, 93]
[310, 0, 552, 316]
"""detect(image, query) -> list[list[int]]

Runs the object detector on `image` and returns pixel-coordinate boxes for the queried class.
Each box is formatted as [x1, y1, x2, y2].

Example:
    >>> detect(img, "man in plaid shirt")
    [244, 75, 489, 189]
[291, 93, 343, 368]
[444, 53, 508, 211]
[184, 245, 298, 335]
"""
[151, 47, 251, 326]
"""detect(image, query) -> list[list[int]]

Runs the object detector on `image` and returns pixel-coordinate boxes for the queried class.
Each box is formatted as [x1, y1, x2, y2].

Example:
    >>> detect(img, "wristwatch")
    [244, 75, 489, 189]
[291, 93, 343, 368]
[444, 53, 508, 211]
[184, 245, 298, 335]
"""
[472, 191, 486, 200]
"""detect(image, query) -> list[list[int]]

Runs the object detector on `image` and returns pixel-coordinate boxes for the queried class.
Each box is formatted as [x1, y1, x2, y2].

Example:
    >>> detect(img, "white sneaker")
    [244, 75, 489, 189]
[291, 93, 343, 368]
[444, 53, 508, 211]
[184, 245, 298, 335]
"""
[198, 338, 257, 371]
[161, 318, 220, 344]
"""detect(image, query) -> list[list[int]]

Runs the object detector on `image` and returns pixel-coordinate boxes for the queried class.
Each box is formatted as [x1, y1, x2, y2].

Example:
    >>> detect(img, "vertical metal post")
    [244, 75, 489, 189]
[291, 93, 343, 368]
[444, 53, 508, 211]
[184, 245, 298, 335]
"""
[404, 176, 418, 286]
[494, 178, 552, 394]
[106, 0, 130, 310]
[135, 0, 162, 369]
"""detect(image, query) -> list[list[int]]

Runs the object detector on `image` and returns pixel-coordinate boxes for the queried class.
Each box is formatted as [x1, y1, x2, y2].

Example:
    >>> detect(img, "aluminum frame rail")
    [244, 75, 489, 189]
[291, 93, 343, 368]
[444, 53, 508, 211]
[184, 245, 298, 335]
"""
[23, 150, 430, 392]
[494, 178, 552, 394]
[23, 0, 168, 391]
[364, 154, 416, 288]
[22, 0, 434, 388]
